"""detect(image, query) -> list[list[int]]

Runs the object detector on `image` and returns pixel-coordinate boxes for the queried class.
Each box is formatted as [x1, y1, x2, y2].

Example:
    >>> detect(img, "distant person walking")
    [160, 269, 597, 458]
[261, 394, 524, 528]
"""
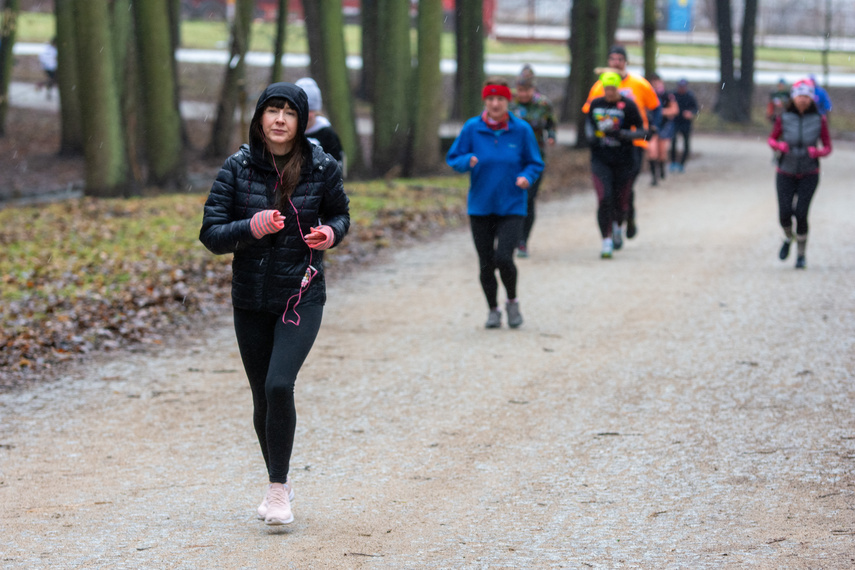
[766, 78, 790, 123]
[670, 78, 699, 173]
[584, 72, 646, 259]
[767, 79, 832, 269]
[583, 45, 661, 241]
[37, 38, 57, 100]
[647, 73, 679, 186]
[808, 74, 833, 116]
[509, 64, 556, 258]
[294, 77, 345, 175]
[447, 79, 544, 329]
[200, 82, 350, 525]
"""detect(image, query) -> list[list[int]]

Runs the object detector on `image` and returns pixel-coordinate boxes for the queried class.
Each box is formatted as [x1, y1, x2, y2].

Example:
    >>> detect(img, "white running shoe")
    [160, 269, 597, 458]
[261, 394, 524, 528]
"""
[264, 482, 294, 525]
[257, 480, 295, 520]
[601, 237, 614, 259]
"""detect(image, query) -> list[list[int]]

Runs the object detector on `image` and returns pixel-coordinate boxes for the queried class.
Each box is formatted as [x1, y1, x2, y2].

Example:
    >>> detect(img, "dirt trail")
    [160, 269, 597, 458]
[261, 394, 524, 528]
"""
[2, 134, 854, 568]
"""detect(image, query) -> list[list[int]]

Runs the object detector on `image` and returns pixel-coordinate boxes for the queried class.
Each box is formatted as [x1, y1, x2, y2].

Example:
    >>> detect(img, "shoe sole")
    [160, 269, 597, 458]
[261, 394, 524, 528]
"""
[257, 488, 295, 520]
[265, 513, 294, 525]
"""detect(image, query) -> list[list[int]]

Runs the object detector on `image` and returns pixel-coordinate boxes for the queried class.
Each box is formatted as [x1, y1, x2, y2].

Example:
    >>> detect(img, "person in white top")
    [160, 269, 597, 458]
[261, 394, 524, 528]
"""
[38, 38, 58, 100]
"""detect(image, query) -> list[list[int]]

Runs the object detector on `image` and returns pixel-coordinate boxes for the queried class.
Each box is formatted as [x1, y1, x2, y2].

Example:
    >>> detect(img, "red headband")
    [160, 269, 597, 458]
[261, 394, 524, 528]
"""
[482, 84, 512, 100]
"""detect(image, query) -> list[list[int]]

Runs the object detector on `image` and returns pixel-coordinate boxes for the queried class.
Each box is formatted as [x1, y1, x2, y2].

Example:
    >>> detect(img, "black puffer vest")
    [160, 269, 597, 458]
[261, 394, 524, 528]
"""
[200, 83, 350, 314]
[778, 110, 822, 176]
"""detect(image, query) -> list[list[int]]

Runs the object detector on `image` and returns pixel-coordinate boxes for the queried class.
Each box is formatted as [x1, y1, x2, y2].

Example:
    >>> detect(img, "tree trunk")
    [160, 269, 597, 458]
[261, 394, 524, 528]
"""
[371, 0, 410, 176]
[564, 0, 608, 147]
[643, 0, 657, 78]
[73, 0, 129, 196]
[111, 0, 144, 187]
[206, 0, 253, 157]
[0, 0, 19, 136]
[302, 0, 326, 95]
[408, 0, 442, 176]
[605, 0, 622, 49]
[270, 0, 287, 84]
[358, 0, 376, 100]
[54, 0, 83, 155]
[134, 0, 185, 187]
[317, 0, 364, 176]
[453, 0, 484, 121]
[738, 0, 758, 123]
[714, 0, 740, 121]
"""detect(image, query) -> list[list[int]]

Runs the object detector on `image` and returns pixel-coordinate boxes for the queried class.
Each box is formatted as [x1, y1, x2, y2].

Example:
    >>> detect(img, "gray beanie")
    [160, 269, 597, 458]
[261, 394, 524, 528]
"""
[295, 77, 322, 112]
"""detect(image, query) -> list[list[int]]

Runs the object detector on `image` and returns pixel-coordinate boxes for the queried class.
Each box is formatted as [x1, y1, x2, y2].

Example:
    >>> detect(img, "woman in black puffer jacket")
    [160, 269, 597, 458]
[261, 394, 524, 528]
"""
[200, 82, 349, 526]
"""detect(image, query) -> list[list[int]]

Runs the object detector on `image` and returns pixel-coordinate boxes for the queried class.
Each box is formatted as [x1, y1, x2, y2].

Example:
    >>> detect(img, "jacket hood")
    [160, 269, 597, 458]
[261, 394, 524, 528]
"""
[249, 82, 310, 165]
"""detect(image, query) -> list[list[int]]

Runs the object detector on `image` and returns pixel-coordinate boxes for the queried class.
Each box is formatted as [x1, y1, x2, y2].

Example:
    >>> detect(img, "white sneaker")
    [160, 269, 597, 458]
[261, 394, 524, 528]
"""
[601, 237, 614, 259]
[257, 480, 295, 520]
[264, 482, 294, 525]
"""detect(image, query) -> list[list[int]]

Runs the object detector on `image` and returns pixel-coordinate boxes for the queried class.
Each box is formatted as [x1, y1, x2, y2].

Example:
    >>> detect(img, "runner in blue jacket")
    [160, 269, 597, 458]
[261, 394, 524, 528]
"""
[447, 79, 544, 329]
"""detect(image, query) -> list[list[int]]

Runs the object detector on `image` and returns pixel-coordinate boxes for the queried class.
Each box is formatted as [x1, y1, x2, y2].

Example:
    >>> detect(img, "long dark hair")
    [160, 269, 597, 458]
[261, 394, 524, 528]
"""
[252, 97, 308, 210]
[785, 97, 818, 115]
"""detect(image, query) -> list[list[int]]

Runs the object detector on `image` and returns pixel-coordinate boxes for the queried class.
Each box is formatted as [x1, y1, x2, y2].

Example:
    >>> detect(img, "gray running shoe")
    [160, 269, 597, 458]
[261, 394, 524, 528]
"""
[485, 308, 502, 329]
[795, 255, 806, 269]
[506, 301, 523, 328]
[612, 222, 623, 250]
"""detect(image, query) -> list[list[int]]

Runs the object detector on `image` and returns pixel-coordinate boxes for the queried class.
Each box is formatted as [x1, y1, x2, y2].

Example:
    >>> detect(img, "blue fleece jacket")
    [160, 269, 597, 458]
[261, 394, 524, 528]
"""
[446, 113, 544, 217]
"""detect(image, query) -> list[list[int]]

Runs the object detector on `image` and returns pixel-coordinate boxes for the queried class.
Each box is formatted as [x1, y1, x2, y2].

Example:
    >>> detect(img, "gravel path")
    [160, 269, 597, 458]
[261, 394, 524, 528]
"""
[2, 134, 854, 569]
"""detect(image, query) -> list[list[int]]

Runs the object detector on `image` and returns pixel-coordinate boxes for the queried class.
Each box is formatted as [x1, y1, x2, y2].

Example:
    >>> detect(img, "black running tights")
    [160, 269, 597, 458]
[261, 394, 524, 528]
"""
[233, 305, 323, 484]
[470, 215, 524, 309]
[776, 172, 818, 236]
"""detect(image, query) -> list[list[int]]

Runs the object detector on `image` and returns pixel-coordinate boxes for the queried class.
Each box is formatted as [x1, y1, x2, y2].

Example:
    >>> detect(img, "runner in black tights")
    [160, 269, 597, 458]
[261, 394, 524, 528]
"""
[584, 72, 647, 258]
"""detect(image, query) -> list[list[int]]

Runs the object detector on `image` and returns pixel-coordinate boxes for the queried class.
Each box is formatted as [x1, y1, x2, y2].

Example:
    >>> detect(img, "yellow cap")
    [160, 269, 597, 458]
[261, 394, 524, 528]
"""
[600, 72, 621, 88]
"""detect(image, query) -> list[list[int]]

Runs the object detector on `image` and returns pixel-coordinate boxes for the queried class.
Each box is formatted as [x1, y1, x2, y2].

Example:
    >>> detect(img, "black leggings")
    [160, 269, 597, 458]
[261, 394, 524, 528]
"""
[521, 171, 543, 244]
[470, 215, 524, 308]
[233, 305, 323, 484]
[671, 124, 692, 165]
[776, 172, 818, 236]
[591, 156, 633, 238]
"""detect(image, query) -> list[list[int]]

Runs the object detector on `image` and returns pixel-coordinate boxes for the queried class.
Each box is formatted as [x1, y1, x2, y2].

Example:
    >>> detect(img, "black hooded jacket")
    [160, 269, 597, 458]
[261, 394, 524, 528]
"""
[199, 82, 350, 314]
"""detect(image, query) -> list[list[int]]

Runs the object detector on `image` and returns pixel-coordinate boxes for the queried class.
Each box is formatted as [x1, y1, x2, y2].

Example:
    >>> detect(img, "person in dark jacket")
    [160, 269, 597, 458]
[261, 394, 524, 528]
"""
[447, 78, 543, 329]
[767, 78, 832, 269]
[670, 78, 699, 172]
[295, 77, 346, 175]
[199, 82, 350, 526]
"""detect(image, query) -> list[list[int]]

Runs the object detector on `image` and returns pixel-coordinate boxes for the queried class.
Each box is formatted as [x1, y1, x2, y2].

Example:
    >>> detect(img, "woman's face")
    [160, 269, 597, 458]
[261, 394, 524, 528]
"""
[262, 102, 299, 154]
[603, 85, 620, 102]
[484, 95, 509, 120]
[793, 94, 813, 113]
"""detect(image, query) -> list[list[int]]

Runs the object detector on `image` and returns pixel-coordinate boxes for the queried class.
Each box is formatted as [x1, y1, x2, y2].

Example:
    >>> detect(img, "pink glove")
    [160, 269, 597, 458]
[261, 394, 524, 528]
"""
[250, 209, 284, 239]
[304, 225, 335, 250]
[771, 140, 789, 153]
[808, 146, 820, 159]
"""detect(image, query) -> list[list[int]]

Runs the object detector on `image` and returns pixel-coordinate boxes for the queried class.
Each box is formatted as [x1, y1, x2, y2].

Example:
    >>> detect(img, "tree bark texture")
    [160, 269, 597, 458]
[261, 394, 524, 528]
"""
[371, 0, 411, 176]
[270, 0, 288, 84]
[55, 0, 83, 155]
[72, 0, 129, 196]
[453, 0, 484, 121]
[643, 0, 656, 78]
[134, 0, 185, 187]
[408, 0, 443, 175]
[0, 0, 19, 136]
[207, 0, 253, 157]
[317, 0, 363, 176]
[302, 0, 326, 96]
[358, 0, 376, 100]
